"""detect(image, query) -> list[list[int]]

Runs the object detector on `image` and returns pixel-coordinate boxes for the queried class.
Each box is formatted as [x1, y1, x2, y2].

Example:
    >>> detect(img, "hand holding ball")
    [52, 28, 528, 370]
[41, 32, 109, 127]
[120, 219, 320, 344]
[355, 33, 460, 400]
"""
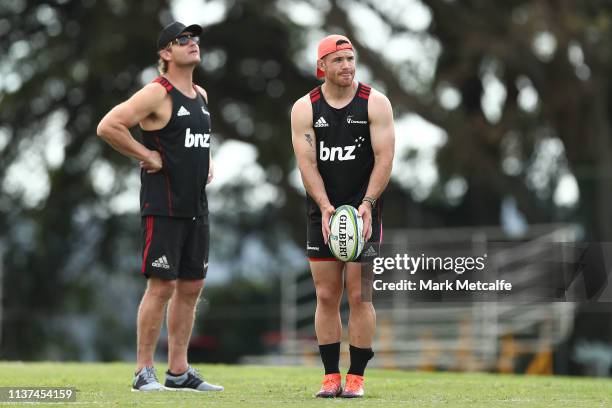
[327, 205, 365, 262]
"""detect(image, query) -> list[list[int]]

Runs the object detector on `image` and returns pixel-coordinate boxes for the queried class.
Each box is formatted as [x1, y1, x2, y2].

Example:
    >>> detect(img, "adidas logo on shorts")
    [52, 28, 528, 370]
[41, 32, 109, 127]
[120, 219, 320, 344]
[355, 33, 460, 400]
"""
[314, 116, 329, 128]
[362, 246, 378, 257]
[152, 255, 170, 269]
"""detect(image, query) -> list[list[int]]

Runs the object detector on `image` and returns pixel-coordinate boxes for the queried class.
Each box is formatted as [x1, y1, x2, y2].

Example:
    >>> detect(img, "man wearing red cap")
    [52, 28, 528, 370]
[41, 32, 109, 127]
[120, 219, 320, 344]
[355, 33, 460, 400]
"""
[97, 22, 222, 392]
[291, 34, 395, 398]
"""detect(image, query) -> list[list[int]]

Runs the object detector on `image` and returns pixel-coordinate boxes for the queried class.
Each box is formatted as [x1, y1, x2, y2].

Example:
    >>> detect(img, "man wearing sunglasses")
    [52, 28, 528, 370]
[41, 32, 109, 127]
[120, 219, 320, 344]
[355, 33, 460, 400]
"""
[97, 22, 222, 392]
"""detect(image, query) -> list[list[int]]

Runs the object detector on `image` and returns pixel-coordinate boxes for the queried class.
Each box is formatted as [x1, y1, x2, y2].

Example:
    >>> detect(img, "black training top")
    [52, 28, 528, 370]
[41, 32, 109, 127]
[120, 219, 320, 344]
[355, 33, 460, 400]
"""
[140, 76, 211, 217]
[307, 82, 374, 218]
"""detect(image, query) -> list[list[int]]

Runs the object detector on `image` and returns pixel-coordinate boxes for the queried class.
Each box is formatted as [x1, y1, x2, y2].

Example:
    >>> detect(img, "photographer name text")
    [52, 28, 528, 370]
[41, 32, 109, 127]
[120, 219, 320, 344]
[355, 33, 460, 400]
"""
[373, 279, 512, 291]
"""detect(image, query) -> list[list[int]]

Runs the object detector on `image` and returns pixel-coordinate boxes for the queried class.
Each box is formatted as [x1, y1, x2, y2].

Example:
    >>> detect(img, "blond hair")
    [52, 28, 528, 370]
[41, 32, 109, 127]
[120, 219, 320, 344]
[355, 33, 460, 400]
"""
[157, 46, 171, 74]
[157, 56, 168, 74]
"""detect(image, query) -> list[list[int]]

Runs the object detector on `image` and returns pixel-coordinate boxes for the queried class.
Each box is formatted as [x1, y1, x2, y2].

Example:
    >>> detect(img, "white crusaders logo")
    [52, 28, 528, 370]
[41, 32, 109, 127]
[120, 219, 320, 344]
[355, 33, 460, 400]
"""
[184, 128, 211, 148]
[177, 106, 191, 116]
[152, 255, 170, 269]
[347, 115, 367, 125]
[314, 116, 329, 128]
[319, 140, 356, 162]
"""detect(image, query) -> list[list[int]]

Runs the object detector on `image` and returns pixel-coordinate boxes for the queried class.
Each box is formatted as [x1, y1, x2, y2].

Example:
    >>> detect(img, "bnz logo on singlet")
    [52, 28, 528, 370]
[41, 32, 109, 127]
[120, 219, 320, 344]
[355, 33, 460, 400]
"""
[319, 140, 356, 162]
[184, 128, 210, 148]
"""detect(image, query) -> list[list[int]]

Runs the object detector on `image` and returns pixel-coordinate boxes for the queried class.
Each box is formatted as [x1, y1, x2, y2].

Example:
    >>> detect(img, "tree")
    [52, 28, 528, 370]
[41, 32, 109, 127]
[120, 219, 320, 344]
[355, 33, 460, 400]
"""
[0, 0, 172, 358]
[318, 0, 612, 239]
[2, 0, 610, 360]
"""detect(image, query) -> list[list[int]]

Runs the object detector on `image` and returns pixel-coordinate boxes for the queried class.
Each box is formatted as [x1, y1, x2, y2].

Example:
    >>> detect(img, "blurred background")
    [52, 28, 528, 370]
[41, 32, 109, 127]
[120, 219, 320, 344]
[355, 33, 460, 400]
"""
[1, 0, 612, 377]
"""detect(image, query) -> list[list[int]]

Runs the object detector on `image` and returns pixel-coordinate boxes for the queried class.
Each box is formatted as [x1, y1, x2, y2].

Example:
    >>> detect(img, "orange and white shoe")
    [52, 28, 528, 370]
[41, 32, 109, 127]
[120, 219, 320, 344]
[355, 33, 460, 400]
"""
[340, 374, 364, 398]
[315, 373, 342, 398]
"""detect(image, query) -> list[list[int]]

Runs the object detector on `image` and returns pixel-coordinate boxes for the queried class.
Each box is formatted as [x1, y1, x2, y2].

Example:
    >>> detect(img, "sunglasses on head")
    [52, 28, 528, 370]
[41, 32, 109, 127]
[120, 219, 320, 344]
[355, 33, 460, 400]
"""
[170, 34, 200, 46]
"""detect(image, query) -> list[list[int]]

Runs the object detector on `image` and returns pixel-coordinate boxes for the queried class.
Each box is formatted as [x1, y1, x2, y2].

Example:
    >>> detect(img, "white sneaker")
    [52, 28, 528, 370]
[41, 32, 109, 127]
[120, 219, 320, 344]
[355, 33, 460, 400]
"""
[132, 366, 164, 392]
[164, 366, 224, 392]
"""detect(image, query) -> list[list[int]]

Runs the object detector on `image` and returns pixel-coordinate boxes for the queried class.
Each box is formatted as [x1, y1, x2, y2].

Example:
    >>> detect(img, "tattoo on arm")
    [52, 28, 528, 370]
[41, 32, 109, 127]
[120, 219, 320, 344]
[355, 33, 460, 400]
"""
[304, 133, 313, 148]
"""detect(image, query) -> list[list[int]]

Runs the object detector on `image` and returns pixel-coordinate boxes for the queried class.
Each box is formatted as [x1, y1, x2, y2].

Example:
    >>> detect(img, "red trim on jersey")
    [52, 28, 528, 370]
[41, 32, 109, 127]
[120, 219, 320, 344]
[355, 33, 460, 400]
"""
[155, 136, 173, 216]
[152, 76, 173, 92]
[141, 216, 154, 274]
[358, 83, 371, 100]
[308, 257, 339, 262]
[309, 87, 321, 103]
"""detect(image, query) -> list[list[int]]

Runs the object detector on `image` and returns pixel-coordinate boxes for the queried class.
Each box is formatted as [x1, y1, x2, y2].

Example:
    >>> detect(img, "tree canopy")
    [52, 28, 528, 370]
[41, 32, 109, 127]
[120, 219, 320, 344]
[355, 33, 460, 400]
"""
[1, 0, 610, 359]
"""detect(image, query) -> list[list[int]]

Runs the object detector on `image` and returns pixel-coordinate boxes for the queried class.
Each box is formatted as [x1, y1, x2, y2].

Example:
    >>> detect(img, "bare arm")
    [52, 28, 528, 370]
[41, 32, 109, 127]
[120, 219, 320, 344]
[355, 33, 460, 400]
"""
[96, 83, 168, 172]
[358, 90, 395, 239]
[365, 90, 395, 199]
[291, 96, 335, 243]
[195, 84, 214, 184]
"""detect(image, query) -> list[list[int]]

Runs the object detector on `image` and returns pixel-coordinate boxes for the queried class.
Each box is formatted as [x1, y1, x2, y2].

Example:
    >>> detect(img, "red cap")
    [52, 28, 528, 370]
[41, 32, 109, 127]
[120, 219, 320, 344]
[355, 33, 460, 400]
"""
[316, 34, 353, 78]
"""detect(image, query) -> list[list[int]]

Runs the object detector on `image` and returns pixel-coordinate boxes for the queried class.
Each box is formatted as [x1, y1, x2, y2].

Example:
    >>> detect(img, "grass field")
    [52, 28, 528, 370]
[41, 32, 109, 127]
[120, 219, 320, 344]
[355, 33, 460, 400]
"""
[1, 362, 611, 407]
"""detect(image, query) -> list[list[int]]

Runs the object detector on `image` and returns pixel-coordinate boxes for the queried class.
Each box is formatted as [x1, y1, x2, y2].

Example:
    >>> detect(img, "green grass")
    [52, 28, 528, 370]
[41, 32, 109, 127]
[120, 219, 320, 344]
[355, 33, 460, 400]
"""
[0, 362, 611, 407]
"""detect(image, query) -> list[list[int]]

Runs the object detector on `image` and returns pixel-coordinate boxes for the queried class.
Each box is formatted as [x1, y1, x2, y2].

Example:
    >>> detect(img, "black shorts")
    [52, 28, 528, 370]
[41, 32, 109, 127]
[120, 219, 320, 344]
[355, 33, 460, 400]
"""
[140, 215, 209, 280]
[306, 207, 382, 262]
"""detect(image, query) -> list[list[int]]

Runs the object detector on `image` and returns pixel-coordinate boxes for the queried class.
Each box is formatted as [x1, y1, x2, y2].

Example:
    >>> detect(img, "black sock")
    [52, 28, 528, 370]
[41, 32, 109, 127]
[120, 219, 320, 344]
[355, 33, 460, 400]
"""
[167, 369, 187, 377]
[347, 345, 374, 376]
[318, 342, 341, 375]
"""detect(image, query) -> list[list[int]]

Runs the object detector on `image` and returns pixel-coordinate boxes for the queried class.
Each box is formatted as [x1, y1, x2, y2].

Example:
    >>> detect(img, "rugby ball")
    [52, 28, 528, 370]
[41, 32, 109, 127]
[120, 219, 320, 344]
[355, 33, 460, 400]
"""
[328, 205, 364, 262]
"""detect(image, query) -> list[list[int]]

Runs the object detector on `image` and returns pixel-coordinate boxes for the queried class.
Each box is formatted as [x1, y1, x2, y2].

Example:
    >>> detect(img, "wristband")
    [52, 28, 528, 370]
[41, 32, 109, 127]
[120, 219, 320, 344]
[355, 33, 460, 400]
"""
[362, 196, 376, 208]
